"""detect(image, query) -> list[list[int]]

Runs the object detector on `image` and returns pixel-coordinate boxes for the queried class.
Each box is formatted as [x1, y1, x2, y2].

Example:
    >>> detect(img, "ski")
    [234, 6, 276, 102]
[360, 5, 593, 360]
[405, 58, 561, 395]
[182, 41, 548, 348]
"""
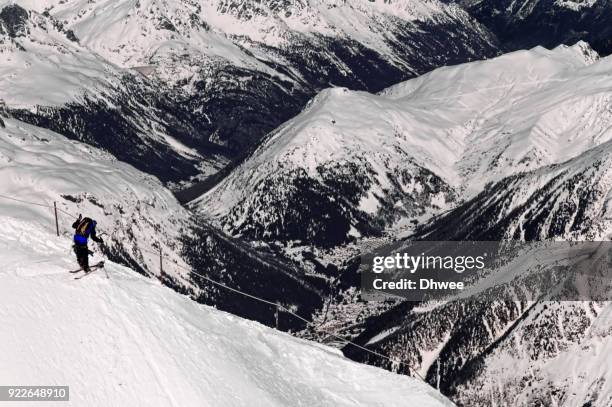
[72, 261, 105, 278]
[74, 267, 101, 280]
[69, 261, 104, 274]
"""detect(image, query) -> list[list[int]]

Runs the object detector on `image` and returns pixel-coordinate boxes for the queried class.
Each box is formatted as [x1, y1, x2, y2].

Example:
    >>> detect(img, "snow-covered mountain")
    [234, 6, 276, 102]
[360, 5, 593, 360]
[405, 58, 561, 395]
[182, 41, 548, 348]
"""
[0, 213, 453, 407]
[3, 0, 498, 161]
[0, 115, 329, 331]
[448, 0, 612, 55]
[0, 3, 228, 185]
[189, 40, 612, 405]
[3, 2, 611, 404]
[194, 41, 609, 246]
[333, 142, 612, 405]
[419, 139, 612, 241]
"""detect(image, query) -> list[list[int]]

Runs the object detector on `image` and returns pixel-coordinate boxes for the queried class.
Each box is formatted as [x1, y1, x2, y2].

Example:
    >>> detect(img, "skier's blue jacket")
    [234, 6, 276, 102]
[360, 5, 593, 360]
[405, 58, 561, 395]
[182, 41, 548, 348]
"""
[72, 217, 102, 246]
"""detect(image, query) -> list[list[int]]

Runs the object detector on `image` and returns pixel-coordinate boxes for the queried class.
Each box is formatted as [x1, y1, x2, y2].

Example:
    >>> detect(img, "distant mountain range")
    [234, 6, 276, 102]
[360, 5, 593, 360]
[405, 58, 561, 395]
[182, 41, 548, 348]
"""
[0, 0, 498, 190]
[195, 42, 608, 246]
[2, 1, 612, 405]
[447, 0, 612, 55]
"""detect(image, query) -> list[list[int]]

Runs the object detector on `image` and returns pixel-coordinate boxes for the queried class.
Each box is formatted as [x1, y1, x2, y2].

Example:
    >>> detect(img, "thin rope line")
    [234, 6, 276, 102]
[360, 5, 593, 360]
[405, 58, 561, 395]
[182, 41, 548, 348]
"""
[0, 193, 52, 208]
[138, 246, 425, 381]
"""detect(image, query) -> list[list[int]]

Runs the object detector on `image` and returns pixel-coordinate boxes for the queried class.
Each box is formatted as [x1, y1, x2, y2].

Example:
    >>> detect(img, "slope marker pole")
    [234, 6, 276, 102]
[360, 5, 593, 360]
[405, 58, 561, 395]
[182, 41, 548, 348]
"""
[275, 302, 280, 329]
[159, 247, 163, 274]
[53, 201, 60, 237]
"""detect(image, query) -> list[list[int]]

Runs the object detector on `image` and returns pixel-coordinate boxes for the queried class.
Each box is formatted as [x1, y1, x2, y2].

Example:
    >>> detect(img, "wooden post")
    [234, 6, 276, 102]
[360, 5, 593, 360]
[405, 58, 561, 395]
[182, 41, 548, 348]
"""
[275, 302, 280, 329]
[53, 201, 59, 237]
[159, 247, 163, 274]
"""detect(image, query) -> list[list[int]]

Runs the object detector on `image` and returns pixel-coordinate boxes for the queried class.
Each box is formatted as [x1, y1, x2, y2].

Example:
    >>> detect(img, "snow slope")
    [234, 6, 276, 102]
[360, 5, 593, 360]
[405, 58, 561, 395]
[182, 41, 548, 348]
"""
[0, 116, 331, 331]
[195, 42, 611, 245]
[0, 203, 453, 407]
[0, 116, 192, 282]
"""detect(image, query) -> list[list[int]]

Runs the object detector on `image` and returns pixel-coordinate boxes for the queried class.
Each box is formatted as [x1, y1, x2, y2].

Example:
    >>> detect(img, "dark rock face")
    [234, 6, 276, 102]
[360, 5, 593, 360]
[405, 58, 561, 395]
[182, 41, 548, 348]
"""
[0, 4, 29, 38]
[201, 20, 499, 156]
[453, 0, 612, 55]
[218, 159, 456, 247]
[10, 75, 230, 184]
[186, 64, 311, 154]
[175, 217, 327, 331]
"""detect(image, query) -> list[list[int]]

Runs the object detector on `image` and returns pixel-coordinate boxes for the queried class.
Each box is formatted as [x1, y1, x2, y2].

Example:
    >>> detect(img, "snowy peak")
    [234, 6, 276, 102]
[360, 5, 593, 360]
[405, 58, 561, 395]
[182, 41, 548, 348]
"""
[2, 0, 498, 160]
[195, 85, 461, 245]
[562, 40, 600, 65]
[195, 44, 612, 245]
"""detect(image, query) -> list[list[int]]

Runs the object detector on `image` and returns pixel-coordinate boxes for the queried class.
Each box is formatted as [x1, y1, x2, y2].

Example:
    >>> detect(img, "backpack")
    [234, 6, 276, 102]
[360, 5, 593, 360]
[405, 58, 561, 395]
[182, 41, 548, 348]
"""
[76, 217, 96, 237]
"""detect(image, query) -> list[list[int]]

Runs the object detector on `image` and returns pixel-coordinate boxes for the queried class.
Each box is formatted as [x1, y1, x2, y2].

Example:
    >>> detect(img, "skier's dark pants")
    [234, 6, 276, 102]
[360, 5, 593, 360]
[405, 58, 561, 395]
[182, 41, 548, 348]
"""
[74, 244, 89, 270]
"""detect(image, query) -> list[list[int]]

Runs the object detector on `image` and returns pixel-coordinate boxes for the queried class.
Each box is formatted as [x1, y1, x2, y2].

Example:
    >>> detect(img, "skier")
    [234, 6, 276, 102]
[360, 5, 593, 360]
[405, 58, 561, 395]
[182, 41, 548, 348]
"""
[72, 214, 104, 272]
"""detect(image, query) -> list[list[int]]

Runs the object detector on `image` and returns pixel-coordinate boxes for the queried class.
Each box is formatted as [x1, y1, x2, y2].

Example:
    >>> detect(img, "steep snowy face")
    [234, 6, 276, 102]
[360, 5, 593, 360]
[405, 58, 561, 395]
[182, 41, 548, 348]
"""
[420, 139, 612, 241]
[448, 301, 612, 407]
[0, 3, 119, 108]
[452, 0, 612, 55]
[17, 0, 498, 153]
[0, 223, 453, 407]
[0, 117, 193, 283]
[195, 43, 612, 246]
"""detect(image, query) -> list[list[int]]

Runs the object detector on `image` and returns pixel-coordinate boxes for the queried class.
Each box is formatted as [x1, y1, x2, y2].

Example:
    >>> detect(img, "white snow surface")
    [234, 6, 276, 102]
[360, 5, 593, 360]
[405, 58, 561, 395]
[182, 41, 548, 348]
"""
[0, 254, 453, 406]
[0, 6, 123, 108]
[0, 118, 453, 407]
